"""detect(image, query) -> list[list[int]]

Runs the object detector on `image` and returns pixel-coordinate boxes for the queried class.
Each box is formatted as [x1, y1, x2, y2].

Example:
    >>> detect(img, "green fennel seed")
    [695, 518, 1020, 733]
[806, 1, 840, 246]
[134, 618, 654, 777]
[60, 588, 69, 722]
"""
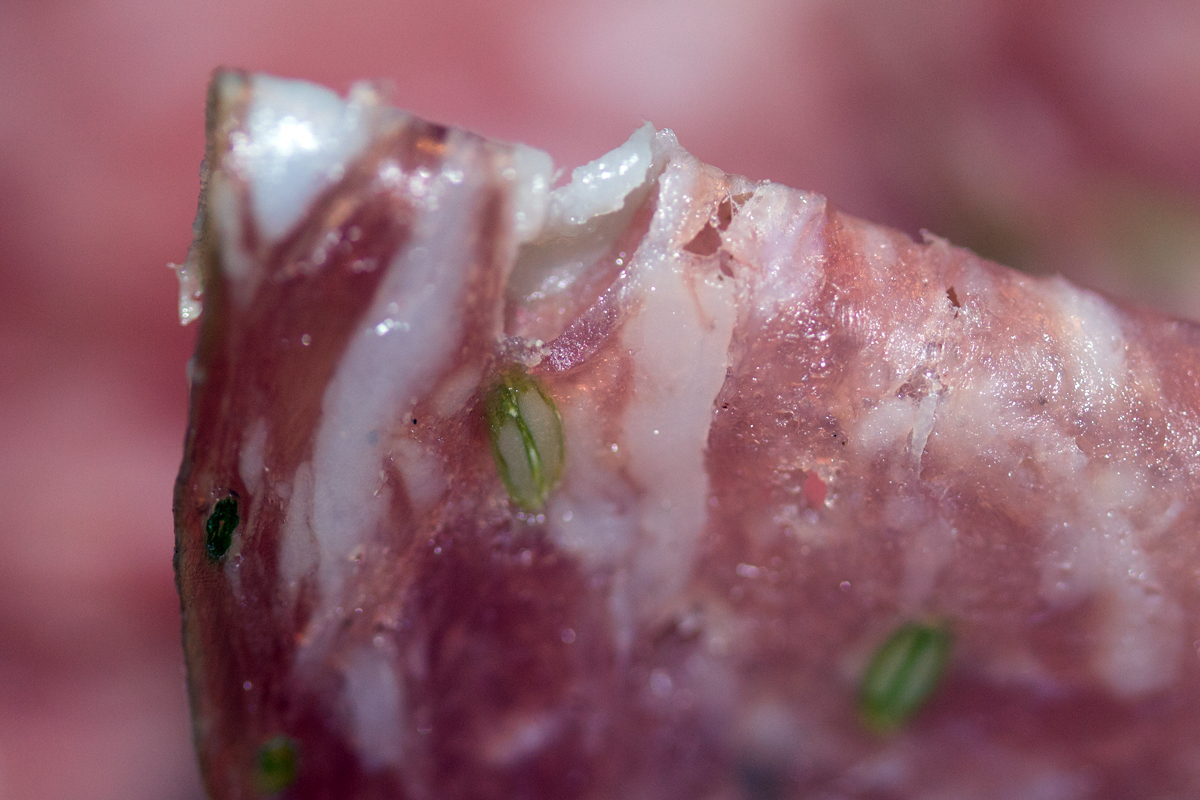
[859, 622, 953, 733]
[255, 736, 298, 795]
[205, 496, 239, 561]
[484, 368, 564, 510]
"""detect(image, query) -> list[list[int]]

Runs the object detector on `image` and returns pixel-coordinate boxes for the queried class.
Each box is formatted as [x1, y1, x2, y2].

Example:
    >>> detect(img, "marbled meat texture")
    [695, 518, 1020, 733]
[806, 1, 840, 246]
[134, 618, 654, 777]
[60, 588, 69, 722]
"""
[174, 71, 1200, 800]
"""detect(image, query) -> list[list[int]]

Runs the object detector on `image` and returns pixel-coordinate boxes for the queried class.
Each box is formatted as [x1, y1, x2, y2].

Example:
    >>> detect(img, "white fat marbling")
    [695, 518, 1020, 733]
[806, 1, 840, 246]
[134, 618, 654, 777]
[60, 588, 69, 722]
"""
[937, 370, 1085, 481]
[546, 392, 640, 567]
[1049, 278, 1128, 411]
[279, 462, 318, 605]
[537, 135, 737, 649]
[855, 397, 924, 456]
[238, 418, 268, 497]
[1042, 282, 1182, 695]
[504, 125, 658, 317]
[852, 386, 941, 466]
[343, 647, 405, 770]
[506, 144, 555, 243]
[390, 437, 445, 512]
[944, 271, 1178, 696]
[232, 75, 380, 245]
[851, 230, 1182, 697]
[1045, 490, 1184, 697]
[431, 364, 484, 419]
[617, 142, 738, 623]
[208, 170, 259, 308]
[299, 122, 564, 640]
[910, 389, 940, 466]
[720, 182, 826, 321]
[307, 133, 485, 624]
[480, 710, 562, 767]
[506, 173, 657, 324]
[546, 123, 656, 227]
[901, 516, 957, 612]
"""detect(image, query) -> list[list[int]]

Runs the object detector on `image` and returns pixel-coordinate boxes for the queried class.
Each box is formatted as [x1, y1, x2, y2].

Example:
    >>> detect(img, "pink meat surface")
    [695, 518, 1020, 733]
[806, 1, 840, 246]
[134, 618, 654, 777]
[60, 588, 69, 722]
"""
[176, 72, 1200, 800]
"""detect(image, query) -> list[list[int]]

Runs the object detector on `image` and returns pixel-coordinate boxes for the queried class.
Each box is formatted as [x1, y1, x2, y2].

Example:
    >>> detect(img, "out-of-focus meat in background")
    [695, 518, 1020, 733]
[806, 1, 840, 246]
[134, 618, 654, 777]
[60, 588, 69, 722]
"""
[0, 1, 1197, 798]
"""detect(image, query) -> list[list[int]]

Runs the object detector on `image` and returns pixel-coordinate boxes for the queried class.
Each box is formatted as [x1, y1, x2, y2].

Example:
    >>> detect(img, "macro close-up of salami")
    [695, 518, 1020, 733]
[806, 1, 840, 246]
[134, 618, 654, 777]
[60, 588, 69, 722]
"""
[172, 71, 1200, 799]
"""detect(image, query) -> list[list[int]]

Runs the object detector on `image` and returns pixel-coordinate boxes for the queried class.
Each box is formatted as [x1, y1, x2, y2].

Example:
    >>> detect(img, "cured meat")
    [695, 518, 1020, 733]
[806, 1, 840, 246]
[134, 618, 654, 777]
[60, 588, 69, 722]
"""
[173, 71, 1200, 800]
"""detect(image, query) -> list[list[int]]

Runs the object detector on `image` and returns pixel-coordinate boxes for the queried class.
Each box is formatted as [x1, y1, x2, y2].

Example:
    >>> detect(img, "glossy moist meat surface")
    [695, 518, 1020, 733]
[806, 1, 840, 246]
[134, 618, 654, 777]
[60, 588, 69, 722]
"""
[174, 71, 1200, 800]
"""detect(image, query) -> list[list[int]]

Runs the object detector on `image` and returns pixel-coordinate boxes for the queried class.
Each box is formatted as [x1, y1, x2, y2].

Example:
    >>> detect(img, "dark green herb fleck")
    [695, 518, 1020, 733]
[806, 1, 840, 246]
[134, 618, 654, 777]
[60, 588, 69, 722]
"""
[205, 496, 239, 561]
[859, 622, 953, 733]
[255, 736, 298, 795]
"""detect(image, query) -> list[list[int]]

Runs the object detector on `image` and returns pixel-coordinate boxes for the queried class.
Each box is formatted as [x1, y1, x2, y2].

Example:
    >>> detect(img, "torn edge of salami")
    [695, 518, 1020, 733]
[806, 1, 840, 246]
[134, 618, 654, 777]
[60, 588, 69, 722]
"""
[174, 70, 1200, 800]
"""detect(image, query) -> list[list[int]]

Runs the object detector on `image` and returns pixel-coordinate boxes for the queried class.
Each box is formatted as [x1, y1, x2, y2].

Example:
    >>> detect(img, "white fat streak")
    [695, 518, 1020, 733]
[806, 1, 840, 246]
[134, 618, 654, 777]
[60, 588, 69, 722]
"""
[1042, 281, 1184, 695]
[234, 75, 378, 244]
[1099, 575, 1183, 697]
[936, 268, 1179, 696]
[545, 390, 640, 566]
[481, 710, 562, 767]
[903, 518, 956, 611]
[1049, 277, 1127, 411]
[538, 127, 668, 569]
[541, 132, 737, 650]
[1041, 477, 1184, 697]
[221, 420, 270, 598]
[937, 367, 1087, 480]
[854, 390, 940, 466]
[508, 144, 554, 241]
[910, 390, 939, 466]
[861, 227, 940, 394]
[432, 363, 483, 418]
[924, 263, 1075, 476]
[238, 418, 268, 497]
[720, 182, 825, 320]
[1073, 519, 1182, 698]
[390, 438, 445, 512]
[546, 123, 655, 226]
[855, 398, 920, 455]
[845, 241, 1180, 693]
[302, 130, 554, 637]
[618, 138, 737, 628]
[845, 228, 951, 608]
[343, 647, 405, 770]
[208, 170, 258, 308]
[868, 491, 957, 612]
[279, 462, 318, 604]
[946, 388, 1182, 696]
[306, 134, 484, 625]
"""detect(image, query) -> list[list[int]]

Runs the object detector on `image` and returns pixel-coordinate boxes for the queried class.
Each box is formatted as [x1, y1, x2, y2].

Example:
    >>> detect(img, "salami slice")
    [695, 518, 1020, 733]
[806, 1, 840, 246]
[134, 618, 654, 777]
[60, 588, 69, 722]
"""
[175, 71, 1200, 800]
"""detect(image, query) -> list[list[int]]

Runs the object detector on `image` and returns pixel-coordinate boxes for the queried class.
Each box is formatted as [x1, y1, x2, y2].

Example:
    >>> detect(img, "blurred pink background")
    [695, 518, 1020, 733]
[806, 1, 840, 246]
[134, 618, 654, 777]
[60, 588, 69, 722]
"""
[2, 1, 1199, 798]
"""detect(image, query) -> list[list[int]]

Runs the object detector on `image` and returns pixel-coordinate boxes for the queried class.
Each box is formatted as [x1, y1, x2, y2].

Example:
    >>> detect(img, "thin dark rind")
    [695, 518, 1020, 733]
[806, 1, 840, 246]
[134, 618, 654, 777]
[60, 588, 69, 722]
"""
[173, 68, 247, 799]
